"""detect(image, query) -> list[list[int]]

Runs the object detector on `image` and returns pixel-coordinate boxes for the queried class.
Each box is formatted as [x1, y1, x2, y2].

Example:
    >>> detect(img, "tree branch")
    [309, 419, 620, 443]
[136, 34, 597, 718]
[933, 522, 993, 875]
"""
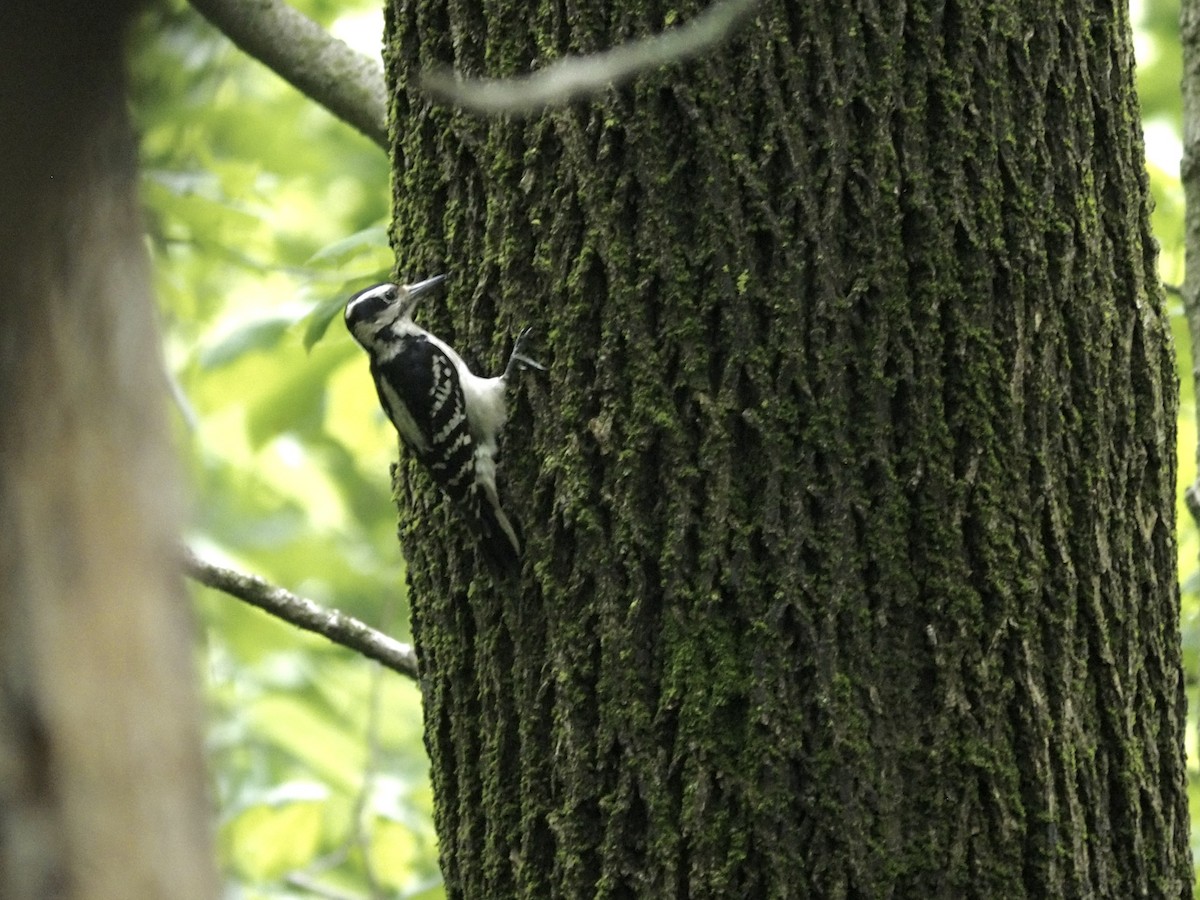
[420, 0, 758, 115]
[182, 548, 418, 681]
[187, 0, 387, 149]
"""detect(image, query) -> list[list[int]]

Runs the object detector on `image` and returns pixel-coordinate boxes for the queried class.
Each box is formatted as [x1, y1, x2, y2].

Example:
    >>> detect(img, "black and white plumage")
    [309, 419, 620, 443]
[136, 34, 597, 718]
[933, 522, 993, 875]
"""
[345, 276, 543, 575]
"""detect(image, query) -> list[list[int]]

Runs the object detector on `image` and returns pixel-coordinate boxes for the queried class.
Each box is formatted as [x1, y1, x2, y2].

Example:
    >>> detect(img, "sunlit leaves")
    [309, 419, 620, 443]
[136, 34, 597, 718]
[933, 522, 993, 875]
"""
[205, 640, 440, 894]
[224, 793, 327, 880]
[1134, 0, 1183, 122]
[130, 0, 436, 896]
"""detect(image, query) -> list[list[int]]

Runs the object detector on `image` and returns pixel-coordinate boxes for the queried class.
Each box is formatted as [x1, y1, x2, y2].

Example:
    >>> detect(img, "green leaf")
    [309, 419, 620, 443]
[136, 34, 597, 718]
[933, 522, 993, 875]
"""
[224, 797, 325, 879]
[247, 693, 367, 792]
[306, 225, 390, 266]
[304, 291, 353, 350]
[245, 342, 354, 447]
[369, 818, 421, 889]
[303, 272, 393, 350]
[199, 317, 293, 370]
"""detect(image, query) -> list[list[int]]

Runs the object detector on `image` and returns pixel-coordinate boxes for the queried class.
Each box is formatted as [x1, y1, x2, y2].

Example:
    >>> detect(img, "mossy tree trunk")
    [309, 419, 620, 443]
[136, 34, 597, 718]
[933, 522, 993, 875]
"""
[386, 0, 1191, 895]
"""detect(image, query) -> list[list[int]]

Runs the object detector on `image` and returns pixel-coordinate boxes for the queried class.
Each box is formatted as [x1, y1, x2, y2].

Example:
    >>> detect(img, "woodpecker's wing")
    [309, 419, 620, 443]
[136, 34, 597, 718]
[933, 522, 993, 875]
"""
[370, 336, 474, 496]
[370, 335, 522, 574]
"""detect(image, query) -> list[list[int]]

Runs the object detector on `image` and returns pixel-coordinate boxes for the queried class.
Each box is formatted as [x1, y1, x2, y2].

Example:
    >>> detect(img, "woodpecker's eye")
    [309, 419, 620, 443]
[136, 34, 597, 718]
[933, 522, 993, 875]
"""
[345, 284, 398, 325]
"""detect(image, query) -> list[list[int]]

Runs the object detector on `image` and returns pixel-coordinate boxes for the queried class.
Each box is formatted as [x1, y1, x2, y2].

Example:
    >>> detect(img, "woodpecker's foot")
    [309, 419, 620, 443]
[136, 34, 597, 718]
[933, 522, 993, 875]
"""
[506, 326, 546, 376]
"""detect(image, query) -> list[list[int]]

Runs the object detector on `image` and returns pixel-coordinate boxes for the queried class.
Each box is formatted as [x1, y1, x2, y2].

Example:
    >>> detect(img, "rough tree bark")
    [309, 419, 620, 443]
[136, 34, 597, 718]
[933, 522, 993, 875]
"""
[387, 0, 1191, 896]
[0, 3, 216, 897]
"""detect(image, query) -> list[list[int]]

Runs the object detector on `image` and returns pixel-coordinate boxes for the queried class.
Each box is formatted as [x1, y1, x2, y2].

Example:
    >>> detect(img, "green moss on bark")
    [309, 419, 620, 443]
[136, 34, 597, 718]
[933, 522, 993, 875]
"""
[386, 0, 1191, 896]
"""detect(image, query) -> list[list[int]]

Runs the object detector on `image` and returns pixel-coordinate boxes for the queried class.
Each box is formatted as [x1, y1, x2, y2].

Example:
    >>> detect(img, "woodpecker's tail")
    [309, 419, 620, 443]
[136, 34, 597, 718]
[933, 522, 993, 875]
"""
[469, 484, 523, 577]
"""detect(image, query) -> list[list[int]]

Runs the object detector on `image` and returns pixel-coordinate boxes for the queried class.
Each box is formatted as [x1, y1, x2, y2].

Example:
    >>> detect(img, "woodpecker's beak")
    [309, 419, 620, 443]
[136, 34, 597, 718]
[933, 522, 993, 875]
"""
[399, 274, 447, 314]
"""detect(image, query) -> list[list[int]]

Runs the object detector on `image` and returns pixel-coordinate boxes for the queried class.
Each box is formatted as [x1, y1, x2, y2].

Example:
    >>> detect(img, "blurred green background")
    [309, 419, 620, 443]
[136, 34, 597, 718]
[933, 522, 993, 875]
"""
[129, 0, 1197, 895]
[132, 2, 437, 896]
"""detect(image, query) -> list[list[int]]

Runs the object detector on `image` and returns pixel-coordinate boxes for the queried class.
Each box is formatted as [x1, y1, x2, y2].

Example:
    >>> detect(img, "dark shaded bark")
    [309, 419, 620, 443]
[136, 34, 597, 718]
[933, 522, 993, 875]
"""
[387, 0, 1191, 896]
[0, 3, 216, 897]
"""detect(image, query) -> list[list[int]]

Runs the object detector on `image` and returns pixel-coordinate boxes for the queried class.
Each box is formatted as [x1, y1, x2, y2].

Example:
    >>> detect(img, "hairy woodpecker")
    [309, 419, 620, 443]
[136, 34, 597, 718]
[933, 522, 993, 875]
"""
[345, 276, 544, 575]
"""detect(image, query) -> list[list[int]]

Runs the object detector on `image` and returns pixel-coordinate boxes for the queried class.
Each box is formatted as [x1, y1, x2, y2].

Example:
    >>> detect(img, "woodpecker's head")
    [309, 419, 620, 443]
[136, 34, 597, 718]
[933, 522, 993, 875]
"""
[345, 275, 447, 348]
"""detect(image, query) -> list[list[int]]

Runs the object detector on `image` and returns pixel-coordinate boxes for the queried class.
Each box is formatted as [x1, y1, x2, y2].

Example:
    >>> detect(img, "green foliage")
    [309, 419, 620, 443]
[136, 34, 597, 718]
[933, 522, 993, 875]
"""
[129, 1, 439, 896]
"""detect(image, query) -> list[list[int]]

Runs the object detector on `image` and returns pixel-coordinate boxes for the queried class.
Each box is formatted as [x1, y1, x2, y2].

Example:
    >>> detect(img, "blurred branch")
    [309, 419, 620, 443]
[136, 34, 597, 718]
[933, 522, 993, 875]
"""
[1186, 480, 1200, 527]
[183, 548, 418, 681]
[283, 872, 364, 900]
[187, 0, 387, 149]
[421, 0, 758, 115]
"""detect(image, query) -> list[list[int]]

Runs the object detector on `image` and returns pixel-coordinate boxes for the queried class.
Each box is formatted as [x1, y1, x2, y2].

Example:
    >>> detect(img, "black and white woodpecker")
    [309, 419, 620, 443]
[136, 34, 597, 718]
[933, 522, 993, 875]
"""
[344, 276, 544, 575]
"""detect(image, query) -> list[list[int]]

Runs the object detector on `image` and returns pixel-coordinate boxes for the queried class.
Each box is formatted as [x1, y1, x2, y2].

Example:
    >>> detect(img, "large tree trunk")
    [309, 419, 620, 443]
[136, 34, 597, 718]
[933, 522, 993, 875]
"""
[387, 0, 1192, 895]
[0, 4, 215, 897]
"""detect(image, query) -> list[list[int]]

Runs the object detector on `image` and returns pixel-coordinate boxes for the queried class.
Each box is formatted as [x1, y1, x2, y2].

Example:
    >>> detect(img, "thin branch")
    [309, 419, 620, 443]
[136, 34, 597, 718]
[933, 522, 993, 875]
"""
[187, 0, 387, 149]
[283, 872, 365, 900]
[183, 548, 418, 681]
[421, 0, 758, 115]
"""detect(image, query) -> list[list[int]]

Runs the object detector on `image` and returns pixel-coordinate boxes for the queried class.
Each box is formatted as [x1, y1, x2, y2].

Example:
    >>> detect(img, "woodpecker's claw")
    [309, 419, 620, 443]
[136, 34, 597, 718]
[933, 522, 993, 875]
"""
[507, 326, 546, 375]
